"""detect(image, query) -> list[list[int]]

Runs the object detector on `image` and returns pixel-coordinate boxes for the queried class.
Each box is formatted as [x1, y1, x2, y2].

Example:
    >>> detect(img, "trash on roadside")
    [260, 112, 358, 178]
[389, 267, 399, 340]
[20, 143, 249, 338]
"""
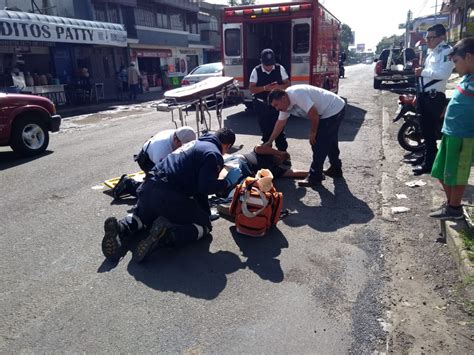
[405, 179, 426, 187]
[396, 194, 408, 199]
[91, 185, 105, 190]
[391, 206, 410, 214]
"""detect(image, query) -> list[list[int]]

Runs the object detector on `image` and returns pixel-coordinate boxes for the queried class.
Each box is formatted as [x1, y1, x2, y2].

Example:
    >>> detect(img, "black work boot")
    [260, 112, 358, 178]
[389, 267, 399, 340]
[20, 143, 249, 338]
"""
[323, 166, 343, 178]
[112, 174, 133, 199]
[297, 175, 325, 187]
[102, 217, 130, 261]
[134, 216, 175, 263]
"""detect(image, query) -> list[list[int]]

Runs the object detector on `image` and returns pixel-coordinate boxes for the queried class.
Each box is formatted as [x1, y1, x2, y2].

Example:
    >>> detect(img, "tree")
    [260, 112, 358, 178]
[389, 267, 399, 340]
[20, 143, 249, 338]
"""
[375, 34, 404, 55]
[340, 23, 354, 54]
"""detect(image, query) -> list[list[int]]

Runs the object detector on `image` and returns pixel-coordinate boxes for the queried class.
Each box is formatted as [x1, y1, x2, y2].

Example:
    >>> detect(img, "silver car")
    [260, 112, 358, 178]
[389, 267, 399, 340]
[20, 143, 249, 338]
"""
[181, 62, 223, 86]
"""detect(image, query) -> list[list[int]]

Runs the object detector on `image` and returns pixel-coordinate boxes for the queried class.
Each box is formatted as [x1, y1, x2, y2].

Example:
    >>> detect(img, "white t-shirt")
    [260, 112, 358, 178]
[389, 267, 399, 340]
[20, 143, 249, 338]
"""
[277, 84, 345, 120]
[143, 129, 175, 165]
[249, 64, 289, 83]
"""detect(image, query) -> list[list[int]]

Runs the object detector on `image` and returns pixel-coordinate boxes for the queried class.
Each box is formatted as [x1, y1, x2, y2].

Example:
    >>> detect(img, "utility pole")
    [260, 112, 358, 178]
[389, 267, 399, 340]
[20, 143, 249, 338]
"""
[405, 10, 413, 48]
[434, 0, 438, 21]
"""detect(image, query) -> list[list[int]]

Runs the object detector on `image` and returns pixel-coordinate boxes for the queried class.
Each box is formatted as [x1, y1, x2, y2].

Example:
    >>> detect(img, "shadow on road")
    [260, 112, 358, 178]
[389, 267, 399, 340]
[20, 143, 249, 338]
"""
[340, 104, 367, 142]
[126, 235, 243, 300]
[279, 178, 374, 232]
[0, 150, 54, 171]
[230, 226, 288, 283]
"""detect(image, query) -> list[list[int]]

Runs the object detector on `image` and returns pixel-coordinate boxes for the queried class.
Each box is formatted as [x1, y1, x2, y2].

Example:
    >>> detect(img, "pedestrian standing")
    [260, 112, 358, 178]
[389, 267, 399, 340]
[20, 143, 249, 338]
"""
[413, 24, 454, 176]
[266, 84, 346, 188]
[429, 37, 474, 220]
[127, 62, 141, 101]
[249, 49, 290, 152]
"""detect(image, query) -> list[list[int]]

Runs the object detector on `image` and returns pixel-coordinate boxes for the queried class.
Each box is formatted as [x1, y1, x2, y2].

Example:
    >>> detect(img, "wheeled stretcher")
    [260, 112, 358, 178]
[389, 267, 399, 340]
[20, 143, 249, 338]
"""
[154, 76, 238, 135]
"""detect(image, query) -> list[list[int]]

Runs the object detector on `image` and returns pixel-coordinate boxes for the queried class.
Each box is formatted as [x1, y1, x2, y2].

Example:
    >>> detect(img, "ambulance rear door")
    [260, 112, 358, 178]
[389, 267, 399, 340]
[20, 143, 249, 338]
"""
[222, 23, 244, 88]
[291, 18, 312, 85]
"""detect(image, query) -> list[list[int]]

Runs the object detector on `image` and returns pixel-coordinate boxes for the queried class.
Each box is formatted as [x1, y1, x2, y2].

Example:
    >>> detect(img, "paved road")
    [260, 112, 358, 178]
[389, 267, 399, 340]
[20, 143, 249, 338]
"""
[1, 64, 396, 353]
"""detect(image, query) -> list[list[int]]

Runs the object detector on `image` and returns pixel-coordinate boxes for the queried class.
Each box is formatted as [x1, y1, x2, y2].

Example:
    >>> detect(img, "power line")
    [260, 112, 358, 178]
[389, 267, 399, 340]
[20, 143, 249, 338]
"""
[414, 0, 429, 18]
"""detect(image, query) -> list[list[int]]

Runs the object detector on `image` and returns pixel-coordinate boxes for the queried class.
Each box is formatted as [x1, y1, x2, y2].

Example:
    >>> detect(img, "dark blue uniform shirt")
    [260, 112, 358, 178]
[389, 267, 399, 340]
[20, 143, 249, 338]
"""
[155, 133, 227, 196]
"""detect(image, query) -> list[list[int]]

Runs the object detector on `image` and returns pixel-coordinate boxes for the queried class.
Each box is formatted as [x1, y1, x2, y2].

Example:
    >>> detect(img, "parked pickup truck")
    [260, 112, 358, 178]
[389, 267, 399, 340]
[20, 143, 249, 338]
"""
[374, 47, 419, 89]
[0, 93, 61, 156]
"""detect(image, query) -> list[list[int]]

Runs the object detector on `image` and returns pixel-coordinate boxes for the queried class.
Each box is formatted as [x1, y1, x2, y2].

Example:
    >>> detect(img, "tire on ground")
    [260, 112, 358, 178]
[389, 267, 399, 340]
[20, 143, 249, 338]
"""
[10, 114, 49, 156]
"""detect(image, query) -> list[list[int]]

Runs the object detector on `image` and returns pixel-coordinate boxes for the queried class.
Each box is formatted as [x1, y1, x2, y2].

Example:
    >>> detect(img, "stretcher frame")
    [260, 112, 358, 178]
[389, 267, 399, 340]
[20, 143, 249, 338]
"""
[154, 77, 238, 136]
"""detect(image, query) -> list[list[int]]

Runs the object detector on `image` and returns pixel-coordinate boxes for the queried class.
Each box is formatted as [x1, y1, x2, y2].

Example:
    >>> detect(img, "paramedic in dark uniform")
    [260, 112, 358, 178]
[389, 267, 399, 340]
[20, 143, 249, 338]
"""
[249, 48, 290, 152]
[412, 24, 453, 176]
[101, 128, 242, 262]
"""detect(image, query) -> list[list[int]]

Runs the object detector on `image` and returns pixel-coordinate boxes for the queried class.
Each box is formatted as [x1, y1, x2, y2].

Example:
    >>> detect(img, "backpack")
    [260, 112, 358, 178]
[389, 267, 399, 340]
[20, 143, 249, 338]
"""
[229, 173, 283, 237]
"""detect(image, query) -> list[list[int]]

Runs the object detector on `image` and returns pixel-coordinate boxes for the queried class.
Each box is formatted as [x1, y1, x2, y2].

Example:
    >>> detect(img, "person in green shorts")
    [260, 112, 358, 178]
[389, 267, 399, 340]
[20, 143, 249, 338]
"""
[430, 37, 474, 220]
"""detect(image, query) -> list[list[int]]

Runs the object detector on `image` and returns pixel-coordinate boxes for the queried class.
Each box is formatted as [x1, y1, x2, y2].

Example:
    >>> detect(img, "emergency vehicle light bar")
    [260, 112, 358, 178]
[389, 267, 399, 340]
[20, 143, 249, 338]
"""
[224, 3, 312, 17]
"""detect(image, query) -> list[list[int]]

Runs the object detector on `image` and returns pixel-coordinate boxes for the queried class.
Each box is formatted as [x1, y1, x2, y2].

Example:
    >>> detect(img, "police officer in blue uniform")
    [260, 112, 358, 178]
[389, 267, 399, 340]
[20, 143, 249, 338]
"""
[101, 128, 242, 262]
[413, 24, 454, 176]
[249, 49, 290, 152]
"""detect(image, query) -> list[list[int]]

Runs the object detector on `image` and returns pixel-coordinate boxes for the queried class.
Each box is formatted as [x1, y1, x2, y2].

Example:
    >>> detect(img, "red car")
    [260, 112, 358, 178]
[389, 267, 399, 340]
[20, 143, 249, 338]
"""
[0, 93, 61, 156]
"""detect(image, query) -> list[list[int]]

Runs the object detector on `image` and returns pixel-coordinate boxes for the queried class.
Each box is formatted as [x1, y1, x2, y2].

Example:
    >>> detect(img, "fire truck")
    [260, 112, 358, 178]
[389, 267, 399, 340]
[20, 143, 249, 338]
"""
[222, 1, 341, 108]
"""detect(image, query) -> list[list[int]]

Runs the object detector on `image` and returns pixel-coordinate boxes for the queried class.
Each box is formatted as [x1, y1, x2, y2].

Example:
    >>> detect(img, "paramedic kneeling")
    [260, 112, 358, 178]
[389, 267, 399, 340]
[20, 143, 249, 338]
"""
[112, 126, 196, 199]
[101, 128, 241, 262]
[265, 85, 346, 188]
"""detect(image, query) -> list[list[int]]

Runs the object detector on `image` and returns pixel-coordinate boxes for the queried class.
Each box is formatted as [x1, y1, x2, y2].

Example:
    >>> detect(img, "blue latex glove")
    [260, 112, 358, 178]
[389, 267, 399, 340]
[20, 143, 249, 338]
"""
[224, 167, 242, 188]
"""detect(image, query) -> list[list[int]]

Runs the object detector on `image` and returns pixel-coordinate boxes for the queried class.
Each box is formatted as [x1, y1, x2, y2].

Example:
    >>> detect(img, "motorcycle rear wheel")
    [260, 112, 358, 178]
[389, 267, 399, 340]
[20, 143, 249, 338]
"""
[397, 121, 425, 152]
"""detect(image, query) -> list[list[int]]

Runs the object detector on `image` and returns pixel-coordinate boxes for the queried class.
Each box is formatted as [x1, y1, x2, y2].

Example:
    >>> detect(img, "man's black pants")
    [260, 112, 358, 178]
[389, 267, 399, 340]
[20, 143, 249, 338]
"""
[418, 93, 445, 168]
[309, 107, 345, 181]
[123, 177, 211, 247]
[253, 99, 288, 151]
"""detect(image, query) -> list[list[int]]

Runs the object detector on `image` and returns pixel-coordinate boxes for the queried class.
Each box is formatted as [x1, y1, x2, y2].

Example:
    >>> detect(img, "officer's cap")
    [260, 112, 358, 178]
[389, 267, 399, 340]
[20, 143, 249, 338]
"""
[260, 49, 276, 66]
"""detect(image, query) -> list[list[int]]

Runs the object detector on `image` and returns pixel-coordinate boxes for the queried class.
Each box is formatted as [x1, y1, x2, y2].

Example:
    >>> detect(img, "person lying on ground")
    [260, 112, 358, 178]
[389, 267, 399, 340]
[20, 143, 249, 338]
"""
[101, 128, 242, 263]
[112, 126, 196, 199]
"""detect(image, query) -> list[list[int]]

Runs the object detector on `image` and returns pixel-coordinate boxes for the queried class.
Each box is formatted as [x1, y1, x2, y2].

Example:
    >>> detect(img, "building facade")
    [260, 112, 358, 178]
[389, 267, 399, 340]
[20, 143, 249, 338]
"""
[0, 0, 127, 102]
[440, 0, 474, 42]
[0, 0, 224, 100]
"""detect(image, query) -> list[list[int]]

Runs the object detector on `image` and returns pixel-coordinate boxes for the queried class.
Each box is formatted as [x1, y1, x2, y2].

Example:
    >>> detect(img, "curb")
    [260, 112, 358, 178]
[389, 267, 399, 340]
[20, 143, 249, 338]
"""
[442, 219, 474, 281]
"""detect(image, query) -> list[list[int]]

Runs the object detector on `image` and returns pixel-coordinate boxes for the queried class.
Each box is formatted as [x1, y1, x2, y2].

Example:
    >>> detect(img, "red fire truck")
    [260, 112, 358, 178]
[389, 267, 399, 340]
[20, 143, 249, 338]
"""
[222, 1, 341, 108]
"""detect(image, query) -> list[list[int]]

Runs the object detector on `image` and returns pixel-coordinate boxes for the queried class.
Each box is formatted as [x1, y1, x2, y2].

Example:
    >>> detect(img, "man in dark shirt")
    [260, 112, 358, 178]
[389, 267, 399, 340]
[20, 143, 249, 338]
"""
[249, 49, 290, 152]
[101, 128, 242, 262]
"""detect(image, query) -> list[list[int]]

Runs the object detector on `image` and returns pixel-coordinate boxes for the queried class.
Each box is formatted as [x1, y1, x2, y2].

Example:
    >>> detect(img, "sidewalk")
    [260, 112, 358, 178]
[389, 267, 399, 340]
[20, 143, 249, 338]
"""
[57, 90, 165, 118]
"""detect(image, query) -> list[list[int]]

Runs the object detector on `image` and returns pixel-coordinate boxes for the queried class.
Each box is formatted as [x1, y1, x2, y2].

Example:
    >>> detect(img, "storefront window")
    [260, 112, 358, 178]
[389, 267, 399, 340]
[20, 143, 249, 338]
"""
[94, 4, 107, 22]
[135, 7, 156, 27]
[108, 6, 120, 24]
[157, 10, 168, 29]
[102, 57, 111, 79]
[186, 14, 198, 34]
[170, 9, 185, 31]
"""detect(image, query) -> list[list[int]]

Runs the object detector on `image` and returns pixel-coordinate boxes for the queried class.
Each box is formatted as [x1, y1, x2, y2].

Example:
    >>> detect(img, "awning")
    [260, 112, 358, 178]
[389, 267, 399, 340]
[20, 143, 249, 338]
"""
[0, 10, 127, 47]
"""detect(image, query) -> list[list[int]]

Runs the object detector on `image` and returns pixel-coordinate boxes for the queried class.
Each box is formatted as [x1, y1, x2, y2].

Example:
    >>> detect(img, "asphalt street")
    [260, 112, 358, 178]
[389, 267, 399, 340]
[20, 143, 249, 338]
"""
[2, 64, 465, 353]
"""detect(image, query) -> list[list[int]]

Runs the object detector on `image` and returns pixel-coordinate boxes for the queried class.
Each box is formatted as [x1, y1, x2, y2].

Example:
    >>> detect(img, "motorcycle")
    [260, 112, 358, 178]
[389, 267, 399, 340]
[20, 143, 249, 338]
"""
[393, 89, 424, 152]
[393, 77, 447, 152]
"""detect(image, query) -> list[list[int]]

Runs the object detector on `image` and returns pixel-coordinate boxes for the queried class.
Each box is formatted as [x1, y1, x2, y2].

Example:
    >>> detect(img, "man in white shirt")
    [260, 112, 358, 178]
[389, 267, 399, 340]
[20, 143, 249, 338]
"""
[113, 126, 196, 198]
[412, 24, 453, 176]
[265, 85, 346, 188]
[249, 49, 290, 152]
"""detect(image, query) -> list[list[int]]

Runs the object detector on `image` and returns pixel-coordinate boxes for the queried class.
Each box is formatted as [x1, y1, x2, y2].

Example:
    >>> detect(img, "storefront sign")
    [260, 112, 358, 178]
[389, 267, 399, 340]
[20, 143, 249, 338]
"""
[179, 49, 197, 55]
[0, 17, 127, 47]
[133, 49, 172, 58]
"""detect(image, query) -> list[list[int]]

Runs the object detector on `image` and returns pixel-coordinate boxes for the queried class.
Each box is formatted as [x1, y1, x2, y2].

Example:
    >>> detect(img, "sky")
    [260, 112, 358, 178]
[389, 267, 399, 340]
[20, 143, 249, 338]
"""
[207, 0, 442, 51]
